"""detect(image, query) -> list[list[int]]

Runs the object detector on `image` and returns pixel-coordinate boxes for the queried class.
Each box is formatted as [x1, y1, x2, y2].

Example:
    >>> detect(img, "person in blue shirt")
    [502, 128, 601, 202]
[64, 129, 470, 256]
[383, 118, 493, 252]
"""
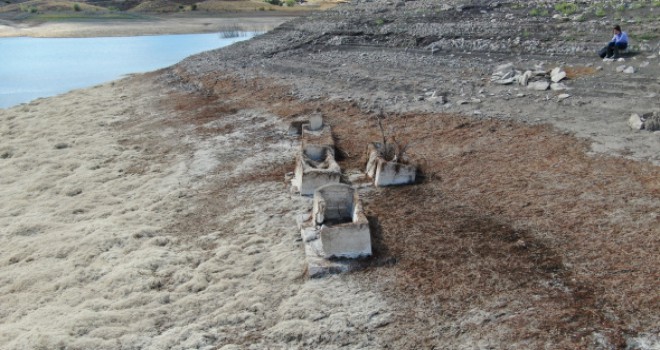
[599, 25, 629, 59]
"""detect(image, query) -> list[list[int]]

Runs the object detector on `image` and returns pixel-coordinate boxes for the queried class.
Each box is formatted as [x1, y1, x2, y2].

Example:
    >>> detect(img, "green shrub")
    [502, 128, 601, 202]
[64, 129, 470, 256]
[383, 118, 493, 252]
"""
[191, 3, 197, 10]
[555, 2, 579, 15]
[530, 8, 549, 16]
[594, 6, 606, 17]
[284, 0, 295, 6]
[73, 3, 81, 11]
[263, 0, 282, 6]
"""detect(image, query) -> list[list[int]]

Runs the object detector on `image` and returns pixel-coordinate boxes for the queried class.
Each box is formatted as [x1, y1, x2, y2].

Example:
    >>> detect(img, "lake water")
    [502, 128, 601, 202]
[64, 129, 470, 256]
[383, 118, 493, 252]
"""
[0, 33, 255, 109]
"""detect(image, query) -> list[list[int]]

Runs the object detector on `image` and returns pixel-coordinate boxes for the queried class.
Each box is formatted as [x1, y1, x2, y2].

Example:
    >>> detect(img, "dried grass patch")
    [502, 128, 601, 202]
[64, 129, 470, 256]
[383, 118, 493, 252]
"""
[159, 68, 659, 348]
[565, 66, 598, 79]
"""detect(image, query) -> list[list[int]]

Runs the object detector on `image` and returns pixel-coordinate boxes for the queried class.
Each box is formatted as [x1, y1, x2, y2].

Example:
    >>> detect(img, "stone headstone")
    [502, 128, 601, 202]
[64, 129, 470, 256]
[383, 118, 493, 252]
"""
[309, 115, 323, 131]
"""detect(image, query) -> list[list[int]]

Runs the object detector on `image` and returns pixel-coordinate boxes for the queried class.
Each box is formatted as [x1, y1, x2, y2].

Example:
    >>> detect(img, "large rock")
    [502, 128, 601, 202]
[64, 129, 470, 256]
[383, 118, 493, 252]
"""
[517, 70, 532, 86]
[527, 81, 550, 91]
[550, 67, 566, 82]
[550, 82, 569, 91]
[628, 114, 644, 130]
[491, 63, 518, 85]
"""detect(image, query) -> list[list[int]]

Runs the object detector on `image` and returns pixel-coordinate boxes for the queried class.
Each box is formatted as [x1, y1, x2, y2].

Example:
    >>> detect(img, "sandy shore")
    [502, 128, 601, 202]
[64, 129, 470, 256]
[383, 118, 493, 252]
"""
[0, 74, 390, 349]
[0, 15, 293, 38]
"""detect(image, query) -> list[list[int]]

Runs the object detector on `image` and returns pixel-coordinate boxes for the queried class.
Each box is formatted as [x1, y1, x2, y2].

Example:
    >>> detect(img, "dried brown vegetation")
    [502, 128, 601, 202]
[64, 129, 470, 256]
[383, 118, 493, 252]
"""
[164, 68, 659, 348]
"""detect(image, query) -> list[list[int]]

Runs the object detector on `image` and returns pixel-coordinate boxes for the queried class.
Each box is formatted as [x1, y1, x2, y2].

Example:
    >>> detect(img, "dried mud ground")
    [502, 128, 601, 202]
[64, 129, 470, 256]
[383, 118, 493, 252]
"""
[1, 0, 660, 349]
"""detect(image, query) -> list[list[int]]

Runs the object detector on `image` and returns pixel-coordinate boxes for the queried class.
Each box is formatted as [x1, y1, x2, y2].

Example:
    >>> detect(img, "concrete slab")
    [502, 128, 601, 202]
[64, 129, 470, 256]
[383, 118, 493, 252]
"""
[307, 184, 372, 259]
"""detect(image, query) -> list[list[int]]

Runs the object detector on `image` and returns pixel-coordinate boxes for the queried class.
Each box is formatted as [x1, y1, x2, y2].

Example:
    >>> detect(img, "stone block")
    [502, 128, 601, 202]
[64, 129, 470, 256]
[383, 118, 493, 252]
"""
[293, 146, 341, 196]
[303, 184, 372, 260]
[365, 143, 416, 187]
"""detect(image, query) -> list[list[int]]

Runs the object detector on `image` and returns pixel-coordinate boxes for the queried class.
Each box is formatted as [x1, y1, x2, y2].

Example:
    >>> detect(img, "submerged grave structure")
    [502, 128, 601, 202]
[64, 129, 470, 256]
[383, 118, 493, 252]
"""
[365, 142, 417, 187]
[292, 114, 341, 196]
[299, 183, 372, 277]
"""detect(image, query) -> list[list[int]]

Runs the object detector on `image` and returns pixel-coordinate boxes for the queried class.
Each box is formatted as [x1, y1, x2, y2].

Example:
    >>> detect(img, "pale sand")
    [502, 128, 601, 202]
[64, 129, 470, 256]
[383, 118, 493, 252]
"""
[0, 76, 389, 348]
[0, 16, 292, 38]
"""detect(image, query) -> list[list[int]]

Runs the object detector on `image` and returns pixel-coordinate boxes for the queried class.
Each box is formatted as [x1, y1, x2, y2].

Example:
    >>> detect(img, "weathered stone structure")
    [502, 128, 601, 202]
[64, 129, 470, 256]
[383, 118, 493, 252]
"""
[293, 145, 341, 196]
[365, 143, 417, 187]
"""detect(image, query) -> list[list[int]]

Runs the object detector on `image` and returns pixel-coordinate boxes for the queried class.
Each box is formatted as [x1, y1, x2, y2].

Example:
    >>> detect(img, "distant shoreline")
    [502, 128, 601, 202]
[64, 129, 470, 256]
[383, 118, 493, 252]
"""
[0, 13, 299, 38]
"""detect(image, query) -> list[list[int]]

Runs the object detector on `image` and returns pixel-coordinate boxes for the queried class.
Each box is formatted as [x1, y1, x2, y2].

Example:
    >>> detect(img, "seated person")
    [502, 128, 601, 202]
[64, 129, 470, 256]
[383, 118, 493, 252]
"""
[599, 25, 628, 59]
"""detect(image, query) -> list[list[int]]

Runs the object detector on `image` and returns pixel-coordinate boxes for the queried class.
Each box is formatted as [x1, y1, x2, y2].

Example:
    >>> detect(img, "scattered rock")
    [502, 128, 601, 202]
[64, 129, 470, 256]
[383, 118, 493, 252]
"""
[557, 94, 571, 101]
[491, 63, 517, 85]
[527, 81, 549, 91]
[54, 143, 70, 150]
[623, 66, 635, 74]
[616, 65, 627, 73]
[639, 61, 650, 68]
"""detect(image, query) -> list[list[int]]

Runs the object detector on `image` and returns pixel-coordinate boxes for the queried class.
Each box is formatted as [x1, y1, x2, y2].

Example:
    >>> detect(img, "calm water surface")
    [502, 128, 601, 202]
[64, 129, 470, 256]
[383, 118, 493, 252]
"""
[0, 33, 254, 109]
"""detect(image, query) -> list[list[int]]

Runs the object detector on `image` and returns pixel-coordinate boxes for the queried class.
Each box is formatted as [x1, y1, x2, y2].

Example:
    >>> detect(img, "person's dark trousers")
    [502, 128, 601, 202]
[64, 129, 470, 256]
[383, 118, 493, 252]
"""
[606, 42, 628, 58]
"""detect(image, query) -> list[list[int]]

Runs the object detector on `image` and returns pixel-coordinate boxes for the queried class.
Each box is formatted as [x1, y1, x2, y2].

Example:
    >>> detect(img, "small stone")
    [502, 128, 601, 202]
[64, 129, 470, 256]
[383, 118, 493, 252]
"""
[628, 113, 644, 130]
[616, 65, 626, 73]
[65, 188, 83, 197]
[623, 66, 635, 74]
[516, 93, 526, 98]
[557, 93, 571, 101]
[527, 81, 550, 91]
[640, 61, 650, 68]
[457, 100, 468, 105]
[617, 58, 626, 62]
[54, 143, 70, 149]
